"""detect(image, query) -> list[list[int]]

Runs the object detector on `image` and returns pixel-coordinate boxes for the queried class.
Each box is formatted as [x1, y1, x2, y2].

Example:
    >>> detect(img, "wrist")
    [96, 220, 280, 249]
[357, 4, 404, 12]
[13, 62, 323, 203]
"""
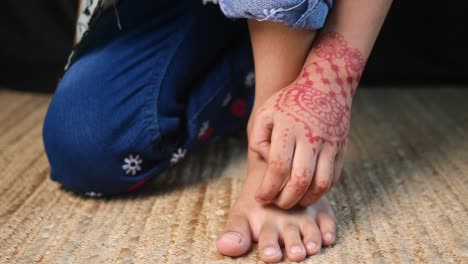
[294, 31, 364, 102]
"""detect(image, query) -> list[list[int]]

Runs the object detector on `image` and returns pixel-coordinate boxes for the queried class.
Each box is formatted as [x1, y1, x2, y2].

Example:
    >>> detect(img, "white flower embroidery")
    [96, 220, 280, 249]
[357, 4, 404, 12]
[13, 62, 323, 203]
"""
[260, 9, 285, 22]
[122, 154, 143, 175]
[170, 148, 187, 165]
[198, 121, 210, 138]
[202, 0, 218, 5]
[84, 191, 103, 197]
[222, 92, 232, 107]
[244, 71, 255, 88]
[256, 0, 306, 23]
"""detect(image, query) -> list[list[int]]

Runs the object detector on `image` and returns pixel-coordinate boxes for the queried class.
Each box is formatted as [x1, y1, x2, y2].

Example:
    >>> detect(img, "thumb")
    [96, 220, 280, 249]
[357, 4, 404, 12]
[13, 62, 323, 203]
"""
[248, 111, 273, 161]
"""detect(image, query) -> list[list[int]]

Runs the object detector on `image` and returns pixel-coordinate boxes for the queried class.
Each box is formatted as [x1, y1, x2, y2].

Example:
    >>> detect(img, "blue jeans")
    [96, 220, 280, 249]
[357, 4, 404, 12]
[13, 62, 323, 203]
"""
[43, 0, 255, 196]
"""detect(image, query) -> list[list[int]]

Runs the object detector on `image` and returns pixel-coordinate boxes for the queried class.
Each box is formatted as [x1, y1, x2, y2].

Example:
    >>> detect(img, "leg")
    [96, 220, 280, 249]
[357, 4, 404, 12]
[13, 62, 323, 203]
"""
[217, 20, 337, 262]
[43, 0, 254, 195]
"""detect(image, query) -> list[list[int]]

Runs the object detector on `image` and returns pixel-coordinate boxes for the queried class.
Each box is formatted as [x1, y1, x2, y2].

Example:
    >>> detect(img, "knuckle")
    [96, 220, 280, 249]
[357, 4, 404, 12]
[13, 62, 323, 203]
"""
[316, 180, 330, 193]
[268, 160, 289, 176]
[268, 182, 281, 193]
[291, 178, 309, 190]
[306, 180, 330, 199]
[289, 170, 311, 191]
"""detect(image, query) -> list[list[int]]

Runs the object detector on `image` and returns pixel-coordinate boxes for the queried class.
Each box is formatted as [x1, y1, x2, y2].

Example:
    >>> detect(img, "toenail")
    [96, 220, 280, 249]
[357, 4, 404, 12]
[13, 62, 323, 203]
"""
[263, 247, 277, 256]
[325, 232, 334, 241]
[306, 242, 317, 251]
[222, 232, 241, 243]
[291, 245, 304, 254]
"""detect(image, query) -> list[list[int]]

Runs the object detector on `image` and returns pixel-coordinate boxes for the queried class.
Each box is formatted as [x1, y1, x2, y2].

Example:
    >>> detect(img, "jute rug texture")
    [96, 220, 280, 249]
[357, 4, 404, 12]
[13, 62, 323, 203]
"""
[0, 88, 467, 263]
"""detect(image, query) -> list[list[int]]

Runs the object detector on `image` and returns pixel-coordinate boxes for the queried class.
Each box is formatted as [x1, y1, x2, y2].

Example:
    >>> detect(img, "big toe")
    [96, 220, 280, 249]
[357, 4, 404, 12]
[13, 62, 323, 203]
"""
[217, 214, 252, 256]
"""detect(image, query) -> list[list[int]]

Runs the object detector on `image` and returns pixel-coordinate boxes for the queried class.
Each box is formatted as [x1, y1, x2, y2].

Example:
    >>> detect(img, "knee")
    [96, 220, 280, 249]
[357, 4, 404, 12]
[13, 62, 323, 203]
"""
[43, 78, 116, 194]
[42, 60, 155, 195]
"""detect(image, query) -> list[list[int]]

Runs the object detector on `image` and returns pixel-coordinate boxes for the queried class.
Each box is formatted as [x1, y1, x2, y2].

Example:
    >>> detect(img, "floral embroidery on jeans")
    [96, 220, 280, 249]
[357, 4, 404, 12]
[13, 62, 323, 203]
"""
[222, 92, 232, 107]
[256, 0, 307, 23]
[198, 121, 214, 141]
[202, 0, 218, 5]
[244, 71, 255, 88]
[84, 191, 103, 197]
[170, 148, 187, 165]
[122, 154, 143, 175]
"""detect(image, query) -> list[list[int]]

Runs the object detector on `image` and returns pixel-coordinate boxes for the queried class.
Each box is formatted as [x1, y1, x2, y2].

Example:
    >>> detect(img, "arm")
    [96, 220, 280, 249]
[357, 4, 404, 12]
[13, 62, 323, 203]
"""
[246, 20, 317, 136]
[249, 0, 393, 208]
[247, 20, 317, 107]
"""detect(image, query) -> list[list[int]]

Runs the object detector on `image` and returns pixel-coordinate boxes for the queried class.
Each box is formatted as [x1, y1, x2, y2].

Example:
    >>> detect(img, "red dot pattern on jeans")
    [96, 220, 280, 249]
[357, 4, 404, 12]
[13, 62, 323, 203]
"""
[200, 127, 214, 141]
[231, 99, 246, 117]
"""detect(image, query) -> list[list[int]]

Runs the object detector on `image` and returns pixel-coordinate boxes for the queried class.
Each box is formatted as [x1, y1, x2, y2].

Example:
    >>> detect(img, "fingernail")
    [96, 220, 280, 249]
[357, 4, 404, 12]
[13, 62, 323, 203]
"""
[291, 245, 304, 254]
[221, 232, 241, 244]
[325, 232, 334, 241]
[306, 242, 317, 251]
[263, 247, 277, 256]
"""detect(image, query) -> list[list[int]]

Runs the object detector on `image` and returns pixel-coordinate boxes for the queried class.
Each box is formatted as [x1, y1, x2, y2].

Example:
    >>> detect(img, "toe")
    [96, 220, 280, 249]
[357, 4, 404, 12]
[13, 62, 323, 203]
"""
[317, 211, 336, 246]
[300, 218, 322, 255]
[258, 223, 282, 263]
[217, 214, 252, 256]
[282, 223, 307, 262]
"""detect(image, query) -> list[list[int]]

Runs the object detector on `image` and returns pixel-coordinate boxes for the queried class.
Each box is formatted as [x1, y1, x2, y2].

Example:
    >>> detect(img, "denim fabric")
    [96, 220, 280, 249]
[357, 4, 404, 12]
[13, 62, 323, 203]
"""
[219, 0, 333, 29]
[43, 0, 255, 196]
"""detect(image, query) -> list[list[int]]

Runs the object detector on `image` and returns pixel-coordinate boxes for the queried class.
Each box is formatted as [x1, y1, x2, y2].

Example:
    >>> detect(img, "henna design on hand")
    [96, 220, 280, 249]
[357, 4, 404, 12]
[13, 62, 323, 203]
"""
[274, 32, 364, 147]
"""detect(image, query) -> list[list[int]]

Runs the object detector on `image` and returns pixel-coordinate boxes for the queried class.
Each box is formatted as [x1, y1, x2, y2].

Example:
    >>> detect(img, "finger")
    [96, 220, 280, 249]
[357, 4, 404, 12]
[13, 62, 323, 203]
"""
[299, 147, 337, 207]
[255, 126, 295, 204]
[273, 141, 316, 209]
[248, 109, 273, 160]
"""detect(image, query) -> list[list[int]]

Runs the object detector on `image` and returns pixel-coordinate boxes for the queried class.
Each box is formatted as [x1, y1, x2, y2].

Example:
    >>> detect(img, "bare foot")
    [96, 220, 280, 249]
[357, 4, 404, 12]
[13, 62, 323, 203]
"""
[217, 153, 337, 263]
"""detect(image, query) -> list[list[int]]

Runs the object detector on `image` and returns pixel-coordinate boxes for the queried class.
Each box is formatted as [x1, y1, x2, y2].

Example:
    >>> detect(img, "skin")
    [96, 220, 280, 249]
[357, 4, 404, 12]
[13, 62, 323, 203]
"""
[218, 0, 393, 262]
[252, 31, 363, 208]
[218, 152, 337, 262]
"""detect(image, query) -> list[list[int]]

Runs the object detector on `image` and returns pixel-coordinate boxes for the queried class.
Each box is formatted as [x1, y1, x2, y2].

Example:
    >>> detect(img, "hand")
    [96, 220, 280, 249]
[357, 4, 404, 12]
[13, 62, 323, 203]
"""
[248, 32, 364, 208]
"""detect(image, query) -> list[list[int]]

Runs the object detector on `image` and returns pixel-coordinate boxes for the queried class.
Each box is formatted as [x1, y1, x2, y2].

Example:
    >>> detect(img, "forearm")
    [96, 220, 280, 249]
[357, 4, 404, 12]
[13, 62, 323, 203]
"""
[295, 0, 392, 107]
[247, 20, 318, 138]
[248, 0, 392, 110]
[248, 20, 317, 108]
[321, 0, 393, 60]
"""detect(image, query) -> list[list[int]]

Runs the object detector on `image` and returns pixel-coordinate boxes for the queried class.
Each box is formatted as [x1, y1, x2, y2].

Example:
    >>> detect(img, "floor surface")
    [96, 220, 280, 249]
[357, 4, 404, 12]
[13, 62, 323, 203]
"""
[0, 88, 467, 263]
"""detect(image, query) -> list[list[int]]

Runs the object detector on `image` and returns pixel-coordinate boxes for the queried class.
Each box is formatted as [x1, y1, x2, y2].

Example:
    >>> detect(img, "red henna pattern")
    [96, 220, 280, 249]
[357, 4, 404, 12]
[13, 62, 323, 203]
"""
[274, 32, 364, 146]
[276, 84, 350, 145]
[315, 32, 348, 60]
